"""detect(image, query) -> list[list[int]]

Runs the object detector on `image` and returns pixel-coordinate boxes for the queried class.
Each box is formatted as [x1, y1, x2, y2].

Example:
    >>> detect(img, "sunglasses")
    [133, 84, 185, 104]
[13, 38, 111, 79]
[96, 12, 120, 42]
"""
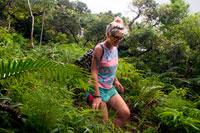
[111, 34, 124, 41]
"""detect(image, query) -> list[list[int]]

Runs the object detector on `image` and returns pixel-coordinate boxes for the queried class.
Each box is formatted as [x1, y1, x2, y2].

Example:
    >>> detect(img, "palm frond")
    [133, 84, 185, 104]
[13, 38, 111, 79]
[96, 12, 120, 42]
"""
[0, 59, 90, 88]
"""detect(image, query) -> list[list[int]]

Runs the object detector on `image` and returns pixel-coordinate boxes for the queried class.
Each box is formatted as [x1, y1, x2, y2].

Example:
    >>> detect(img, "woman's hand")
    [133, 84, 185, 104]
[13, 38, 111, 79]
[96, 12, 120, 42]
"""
[92, 97, 102, 110]
[115, 80, 124, 93]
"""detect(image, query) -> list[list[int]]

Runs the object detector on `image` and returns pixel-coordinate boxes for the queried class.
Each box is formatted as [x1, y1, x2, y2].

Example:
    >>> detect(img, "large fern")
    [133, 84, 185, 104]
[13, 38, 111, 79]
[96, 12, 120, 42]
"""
[0, 59, 90, 88]
[158, 107, 200, 132]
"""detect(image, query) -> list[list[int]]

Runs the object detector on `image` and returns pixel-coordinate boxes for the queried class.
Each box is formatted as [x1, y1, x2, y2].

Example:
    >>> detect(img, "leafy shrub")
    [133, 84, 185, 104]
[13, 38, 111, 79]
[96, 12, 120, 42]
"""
[156, 88, 200, 132]
[117, 58, 143, 91]
[25, 43, 86, 64]
[21, 86, 72, 132]
[117, 59, 164, 108]
[0, 29, 28, 60]
[45, 30, 70, 44]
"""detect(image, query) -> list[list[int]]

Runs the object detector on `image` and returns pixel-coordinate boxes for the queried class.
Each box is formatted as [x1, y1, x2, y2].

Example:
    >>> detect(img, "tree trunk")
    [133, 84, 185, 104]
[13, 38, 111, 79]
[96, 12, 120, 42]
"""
[27, 0, 34, 49]
[40, 5, 45, 45]
[8, 14, 11, 31]
[7, 1, 12, 32]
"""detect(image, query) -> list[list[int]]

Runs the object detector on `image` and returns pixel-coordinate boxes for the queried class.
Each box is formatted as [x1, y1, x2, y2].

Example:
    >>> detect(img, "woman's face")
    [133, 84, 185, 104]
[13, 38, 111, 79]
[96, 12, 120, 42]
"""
[108, 31, 124, 46]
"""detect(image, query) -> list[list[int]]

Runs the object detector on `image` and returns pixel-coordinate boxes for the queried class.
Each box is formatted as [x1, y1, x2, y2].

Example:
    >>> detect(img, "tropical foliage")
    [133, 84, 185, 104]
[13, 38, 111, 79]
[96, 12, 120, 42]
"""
[0, 0, 199, 132]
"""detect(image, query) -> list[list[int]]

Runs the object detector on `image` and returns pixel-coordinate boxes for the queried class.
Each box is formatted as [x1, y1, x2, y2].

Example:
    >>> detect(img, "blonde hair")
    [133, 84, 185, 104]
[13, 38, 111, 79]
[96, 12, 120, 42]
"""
[106, 16, 125, 35]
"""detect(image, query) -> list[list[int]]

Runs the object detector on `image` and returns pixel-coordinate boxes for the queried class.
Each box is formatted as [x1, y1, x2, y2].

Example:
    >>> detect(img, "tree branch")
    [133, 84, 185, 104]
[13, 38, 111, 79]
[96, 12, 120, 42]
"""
[128, 10, 141, 31]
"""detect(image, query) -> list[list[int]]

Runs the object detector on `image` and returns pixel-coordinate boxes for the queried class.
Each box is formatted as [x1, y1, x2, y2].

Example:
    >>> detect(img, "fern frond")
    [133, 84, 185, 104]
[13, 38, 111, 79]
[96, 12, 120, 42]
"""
[0, 59, 90, 87]
[183, 117, 200, 130]
[188, 78, 200, 86]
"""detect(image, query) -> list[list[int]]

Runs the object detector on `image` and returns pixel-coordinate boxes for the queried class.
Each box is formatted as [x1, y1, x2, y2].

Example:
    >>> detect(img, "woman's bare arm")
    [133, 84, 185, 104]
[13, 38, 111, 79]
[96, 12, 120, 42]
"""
[91, 44, 103, 109]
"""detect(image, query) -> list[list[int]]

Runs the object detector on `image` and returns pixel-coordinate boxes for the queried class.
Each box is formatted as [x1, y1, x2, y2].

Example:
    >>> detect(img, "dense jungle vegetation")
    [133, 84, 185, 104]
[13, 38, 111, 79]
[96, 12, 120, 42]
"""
[0, 0, 200, 132]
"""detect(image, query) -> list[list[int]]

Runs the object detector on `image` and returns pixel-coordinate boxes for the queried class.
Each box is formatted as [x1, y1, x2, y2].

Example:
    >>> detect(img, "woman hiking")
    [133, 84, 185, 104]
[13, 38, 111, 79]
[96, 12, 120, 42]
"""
[86, 17, 130, 128]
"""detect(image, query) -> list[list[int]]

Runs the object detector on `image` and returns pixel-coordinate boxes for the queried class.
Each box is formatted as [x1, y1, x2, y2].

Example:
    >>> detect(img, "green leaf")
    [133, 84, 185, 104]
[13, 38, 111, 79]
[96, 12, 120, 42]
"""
[11, 60, 17, 75]
[0, 60, 5, 78]
[17, 60, 23, 73]
[6, 59, 11, 77]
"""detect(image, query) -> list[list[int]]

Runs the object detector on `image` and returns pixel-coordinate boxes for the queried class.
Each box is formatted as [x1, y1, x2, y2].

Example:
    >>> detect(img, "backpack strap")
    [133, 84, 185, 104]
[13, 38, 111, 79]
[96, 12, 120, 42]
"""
[100, 43, 104, 60]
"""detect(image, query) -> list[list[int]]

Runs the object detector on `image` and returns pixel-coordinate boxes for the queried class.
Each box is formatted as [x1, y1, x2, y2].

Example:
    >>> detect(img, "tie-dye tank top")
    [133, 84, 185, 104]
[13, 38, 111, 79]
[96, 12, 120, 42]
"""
[97, 43, 118, 89]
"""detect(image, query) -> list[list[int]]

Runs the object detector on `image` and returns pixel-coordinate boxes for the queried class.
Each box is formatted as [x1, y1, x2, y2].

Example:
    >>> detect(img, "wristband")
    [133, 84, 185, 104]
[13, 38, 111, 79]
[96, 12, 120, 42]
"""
[94, 96, 101, 98]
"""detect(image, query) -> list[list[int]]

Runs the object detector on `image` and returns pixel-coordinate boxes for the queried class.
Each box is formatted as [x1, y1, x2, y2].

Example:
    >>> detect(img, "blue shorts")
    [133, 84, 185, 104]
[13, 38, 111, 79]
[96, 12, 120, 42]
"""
[86, 86, 118, 103]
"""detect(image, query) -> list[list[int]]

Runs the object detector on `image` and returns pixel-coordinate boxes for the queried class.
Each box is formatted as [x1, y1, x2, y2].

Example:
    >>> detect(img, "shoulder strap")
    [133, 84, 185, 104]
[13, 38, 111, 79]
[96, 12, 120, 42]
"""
[100, 43, 104, 60]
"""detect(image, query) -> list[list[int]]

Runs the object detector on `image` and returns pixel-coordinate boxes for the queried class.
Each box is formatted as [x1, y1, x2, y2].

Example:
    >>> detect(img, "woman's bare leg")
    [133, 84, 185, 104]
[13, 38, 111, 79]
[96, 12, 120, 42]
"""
[99, 102, 109, 123]
[108, 93, 130, 128]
